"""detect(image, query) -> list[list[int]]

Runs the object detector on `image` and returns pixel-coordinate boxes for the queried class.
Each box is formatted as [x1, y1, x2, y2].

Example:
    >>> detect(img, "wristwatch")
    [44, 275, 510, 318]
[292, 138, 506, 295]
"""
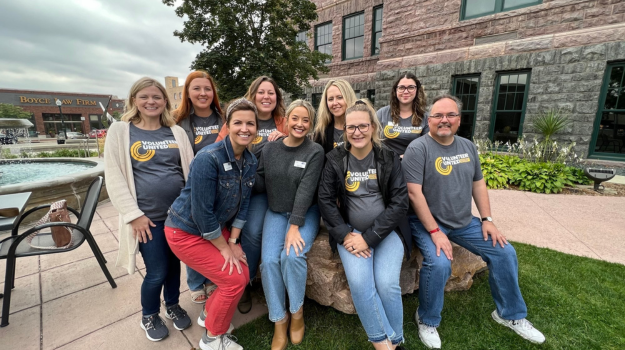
[481, 217, 493, 223]
[228, 237, 241, 244]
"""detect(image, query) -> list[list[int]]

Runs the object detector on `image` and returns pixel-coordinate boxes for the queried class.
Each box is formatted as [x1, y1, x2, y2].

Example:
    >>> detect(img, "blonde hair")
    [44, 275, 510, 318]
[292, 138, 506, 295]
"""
[314, 79, 358, 142]
[285, 99, 316, 133]
[121, 77, 175, 127]
[343, 99, 382, 148]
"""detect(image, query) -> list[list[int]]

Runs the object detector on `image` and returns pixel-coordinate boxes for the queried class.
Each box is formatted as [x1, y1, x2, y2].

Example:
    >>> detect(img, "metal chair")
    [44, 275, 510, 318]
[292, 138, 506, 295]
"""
[0, 176, 117, 327]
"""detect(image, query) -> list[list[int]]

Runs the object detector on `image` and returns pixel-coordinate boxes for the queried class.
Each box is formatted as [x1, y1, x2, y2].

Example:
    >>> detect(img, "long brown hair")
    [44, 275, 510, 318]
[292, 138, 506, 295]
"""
[243, 76, 285, 119]
[173, 70, 224, 123]
[121, 77, 174, 127]
[389, 73, 426, 126]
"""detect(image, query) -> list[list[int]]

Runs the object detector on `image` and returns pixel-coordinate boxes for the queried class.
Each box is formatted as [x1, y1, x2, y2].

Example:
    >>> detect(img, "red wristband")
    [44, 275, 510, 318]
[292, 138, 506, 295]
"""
[429, 227, 440, 234]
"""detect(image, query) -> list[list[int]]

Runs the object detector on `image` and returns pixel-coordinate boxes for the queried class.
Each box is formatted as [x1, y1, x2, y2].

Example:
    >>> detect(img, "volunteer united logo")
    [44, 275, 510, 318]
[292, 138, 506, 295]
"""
[435, 154, 471, 175]
[383, 124, 423, 139]
[194, 125, 220, 144]
[252, 128, 277, 145]
[345, 169, 377, 192]
[130, 140, 178, 162]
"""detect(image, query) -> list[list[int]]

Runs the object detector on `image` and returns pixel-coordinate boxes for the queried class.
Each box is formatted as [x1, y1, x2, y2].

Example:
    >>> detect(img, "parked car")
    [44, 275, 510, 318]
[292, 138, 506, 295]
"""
[57, 132, 65, 144]
[66, 131, 87, 139]
[88, 129, 107, 139]
[0, 131, 18, 144]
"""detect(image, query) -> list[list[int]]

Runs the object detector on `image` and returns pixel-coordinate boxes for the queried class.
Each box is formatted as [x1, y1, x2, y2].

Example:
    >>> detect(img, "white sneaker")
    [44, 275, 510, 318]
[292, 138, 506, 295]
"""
[491, 310, 545, 344]
[415, 312, 441, 349]
[199, 333, 243, 350]
[197, 309, 234, 334]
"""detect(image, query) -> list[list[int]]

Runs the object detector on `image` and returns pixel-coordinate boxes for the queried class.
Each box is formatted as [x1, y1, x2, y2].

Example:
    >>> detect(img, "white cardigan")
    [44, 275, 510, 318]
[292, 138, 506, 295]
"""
[104, 121, 194, 274]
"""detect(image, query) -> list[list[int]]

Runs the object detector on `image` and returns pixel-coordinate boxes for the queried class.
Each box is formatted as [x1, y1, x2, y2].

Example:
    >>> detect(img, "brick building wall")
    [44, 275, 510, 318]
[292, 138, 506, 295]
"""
[165, 76, 185, 110]
[297, 0, 625, 161]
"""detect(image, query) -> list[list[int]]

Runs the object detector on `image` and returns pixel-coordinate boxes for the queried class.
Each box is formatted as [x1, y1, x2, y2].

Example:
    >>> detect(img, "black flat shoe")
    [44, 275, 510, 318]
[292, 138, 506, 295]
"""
[237, 286, 252, 314]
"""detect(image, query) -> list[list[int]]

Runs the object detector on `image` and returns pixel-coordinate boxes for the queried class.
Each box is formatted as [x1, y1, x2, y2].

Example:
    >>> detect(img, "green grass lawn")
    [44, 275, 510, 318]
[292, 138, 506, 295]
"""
[233, 242, 625, 349]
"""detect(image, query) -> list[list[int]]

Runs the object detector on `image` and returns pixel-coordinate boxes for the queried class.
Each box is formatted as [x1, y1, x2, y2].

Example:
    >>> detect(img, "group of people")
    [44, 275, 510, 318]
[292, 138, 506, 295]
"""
[104, 71, 546, 350]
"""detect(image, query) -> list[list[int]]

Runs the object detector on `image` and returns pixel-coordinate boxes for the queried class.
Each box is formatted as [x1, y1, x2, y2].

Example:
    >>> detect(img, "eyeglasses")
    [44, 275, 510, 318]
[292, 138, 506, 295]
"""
[430, 113, 460, 120]
[397, 85, 417, 93]
[345, 123, 370, 134]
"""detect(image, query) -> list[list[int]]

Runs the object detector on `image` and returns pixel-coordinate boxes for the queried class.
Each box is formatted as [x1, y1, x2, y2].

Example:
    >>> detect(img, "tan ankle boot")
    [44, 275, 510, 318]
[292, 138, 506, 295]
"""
[271, 315, 289, 350]
[290, 311, 305, 345]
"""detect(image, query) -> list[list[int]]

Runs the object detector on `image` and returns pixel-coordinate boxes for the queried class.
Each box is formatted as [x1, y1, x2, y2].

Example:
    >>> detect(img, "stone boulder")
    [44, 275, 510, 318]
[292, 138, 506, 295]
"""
[306, 229, 487, 314]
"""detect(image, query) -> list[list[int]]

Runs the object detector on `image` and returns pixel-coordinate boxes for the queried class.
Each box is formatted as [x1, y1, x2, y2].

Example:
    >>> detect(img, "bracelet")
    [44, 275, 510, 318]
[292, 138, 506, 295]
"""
[429, 227, 440, 234]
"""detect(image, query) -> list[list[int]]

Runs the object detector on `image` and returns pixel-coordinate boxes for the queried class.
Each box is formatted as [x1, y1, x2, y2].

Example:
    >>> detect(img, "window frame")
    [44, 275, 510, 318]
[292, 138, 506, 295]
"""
[296, 30, 307, 45]
[342, 11, 365, 61]
[315, 21, 333, 64]
[371, 6, 383, 56]
[452, 74, 481, 140]
[489, 70, 531, 143]
[588, 61, 625, 161]
[460, 0, 542, 21]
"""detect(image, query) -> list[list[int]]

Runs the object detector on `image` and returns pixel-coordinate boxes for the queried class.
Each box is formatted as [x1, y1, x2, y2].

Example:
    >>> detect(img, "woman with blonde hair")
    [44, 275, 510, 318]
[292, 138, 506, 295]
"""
[313, 79, 358, 154]
[215, 76, 288, 313]
[255, 99, 324, 349]
[104, 77, 195, 341]
[173, 70, 225, 304]
[376, 73, 428, 158]
[318, 100, 410, 350]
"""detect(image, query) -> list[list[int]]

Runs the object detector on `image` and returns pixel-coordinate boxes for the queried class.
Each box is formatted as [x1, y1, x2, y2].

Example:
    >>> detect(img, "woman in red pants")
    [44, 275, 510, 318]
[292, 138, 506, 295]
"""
[165, 98, 259, 350]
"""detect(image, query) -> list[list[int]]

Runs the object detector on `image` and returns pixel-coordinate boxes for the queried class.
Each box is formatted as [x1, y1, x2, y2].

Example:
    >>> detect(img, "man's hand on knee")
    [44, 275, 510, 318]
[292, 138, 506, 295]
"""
[431, 232, 453, 260]
[482, 222, 508, 248]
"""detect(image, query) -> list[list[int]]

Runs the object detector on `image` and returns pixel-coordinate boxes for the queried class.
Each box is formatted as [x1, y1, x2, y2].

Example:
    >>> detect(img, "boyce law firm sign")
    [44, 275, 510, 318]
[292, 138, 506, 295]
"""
[0, 92, 111, 108]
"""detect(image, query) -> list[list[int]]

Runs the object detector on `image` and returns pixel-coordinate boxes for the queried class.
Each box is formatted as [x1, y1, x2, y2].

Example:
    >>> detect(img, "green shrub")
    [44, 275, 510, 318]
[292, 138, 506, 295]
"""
[34, 149, 98, 158]
[510, 162, 572, 194]
[479, 154, 518, 189]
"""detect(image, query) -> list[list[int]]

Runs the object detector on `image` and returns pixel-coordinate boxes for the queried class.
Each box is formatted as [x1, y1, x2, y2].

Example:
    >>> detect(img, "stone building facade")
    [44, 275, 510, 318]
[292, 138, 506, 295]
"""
[297, 0, 625, 163]
[164, 76, 185, 110]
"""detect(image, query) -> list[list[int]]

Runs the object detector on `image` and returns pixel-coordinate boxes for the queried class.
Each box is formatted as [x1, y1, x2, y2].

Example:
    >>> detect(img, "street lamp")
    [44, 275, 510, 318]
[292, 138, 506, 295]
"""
[55, 98, 66, 143]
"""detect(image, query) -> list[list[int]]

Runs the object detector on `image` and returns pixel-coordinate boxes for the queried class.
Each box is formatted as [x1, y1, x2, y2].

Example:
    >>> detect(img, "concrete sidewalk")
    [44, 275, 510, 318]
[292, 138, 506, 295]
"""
[1, 189, 623, 349]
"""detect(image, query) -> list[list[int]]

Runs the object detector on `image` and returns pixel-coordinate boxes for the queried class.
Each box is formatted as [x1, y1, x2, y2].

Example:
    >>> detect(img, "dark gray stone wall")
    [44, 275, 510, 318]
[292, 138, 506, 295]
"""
[370, 41, 625, 158]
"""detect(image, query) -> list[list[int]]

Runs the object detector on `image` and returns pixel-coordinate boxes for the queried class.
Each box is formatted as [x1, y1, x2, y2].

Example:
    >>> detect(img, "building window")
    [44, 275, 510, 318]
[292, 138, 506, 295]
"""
[296, 31, 307, 44]
[461, 0, 542, 20]
[179, 92, 182, 99]
[490, 71, 530, 144]
[452, 75, 481, 140]
[173, 94, 177, 100]
[343, 12, 364, 60]
[315, 22, 333, 64]
[172, 80, 176, 88]
[372, 6, 383, 56]
[591, 62, 625, 159]
[367, 89, 376, 105]
[312, 93, 323, 111]
[354, 90, 361, 98]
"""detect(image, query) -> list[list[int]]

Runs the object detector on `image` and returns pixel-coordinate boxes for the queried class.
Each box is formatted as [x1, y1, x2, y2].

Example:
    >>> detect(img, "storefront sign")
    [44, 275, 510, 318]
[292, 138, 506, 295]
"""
[0, 91, 110, 108]
[18, 96, 98, 106]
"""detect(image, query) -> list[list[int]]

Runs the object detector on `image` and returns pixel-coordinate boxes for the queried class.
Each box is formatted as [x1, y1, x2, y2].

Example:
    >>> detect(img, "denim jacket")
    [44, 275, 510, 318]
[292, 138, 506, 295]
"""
[168, 135, 258, 240]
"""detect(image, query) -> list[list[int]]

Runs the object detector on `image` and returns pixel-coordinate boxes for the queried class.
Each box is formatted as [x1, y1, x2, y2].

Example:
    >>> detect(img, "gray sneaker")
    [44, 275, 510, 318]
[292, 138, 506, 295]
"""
[199, 332, 243, 350]
[197, 309, 234, 333]
[140, 314, 169, 341]
[491, 310, 545, 344]
[165, 304, 192, 331]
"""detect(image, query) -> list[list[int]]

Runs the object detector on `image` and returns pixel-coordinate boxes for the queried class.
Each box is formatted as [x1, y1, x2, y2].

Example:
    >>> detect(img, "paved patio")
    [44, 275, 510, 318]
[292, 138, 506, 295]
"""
[1, 185, 624, 349]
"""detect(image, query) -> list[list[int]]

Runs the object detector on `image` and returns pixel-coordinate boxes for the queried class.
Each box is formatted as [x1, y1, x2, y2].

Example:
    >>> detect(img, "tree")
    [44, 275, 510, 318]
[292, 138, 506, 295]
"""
[163, 0, 331, 102]
[0, 103, 32, 119]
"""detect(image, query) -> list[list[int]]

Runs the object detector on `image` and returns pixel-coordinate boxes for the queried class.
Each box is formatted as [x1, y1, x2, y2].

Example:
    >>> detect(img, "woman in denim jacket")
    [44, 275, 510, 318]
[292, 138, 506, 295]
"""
[165, 98, 258, 350]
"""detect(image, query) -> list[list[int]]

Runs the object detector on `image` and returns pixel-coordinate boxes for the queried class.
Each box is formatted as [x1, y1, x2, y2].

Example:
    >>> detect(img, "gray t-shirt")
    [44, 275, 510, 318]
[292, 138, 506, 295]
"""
[402, 134, 483, 229]
[377, 105, 427, 156]
[192, 113, 222, 154]
[333, 128, 345, 149]
[345, 151, 385, 232]
[129, 124, 185, 221]
[251, 117, 277, 159]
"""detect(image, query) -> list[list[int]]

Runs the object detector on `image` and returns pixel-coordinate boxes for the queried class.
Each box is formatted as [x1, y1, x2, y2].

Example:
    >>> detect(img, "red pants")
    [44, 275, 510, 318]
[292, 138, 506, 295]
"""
[165, 226, 249, 335]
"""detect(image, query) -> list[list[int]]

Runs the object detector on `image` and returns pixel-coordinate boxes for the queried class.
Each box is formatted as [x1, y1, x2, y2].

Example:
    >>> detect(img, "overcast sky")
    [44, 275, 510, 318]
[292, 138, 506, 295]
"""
[0, 0, 202, 99]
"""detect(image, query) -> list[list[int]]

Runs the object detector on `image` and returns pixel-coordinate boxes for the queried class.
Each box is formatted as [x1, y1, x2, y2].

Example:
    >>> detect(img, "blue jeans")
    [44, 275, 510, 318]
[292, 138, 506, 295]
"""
[186, 266, 210, 292]
[138, 220, 181, 316]
[338, 230, 404, 344]
[260, 205, 320, 322]
[241, 192, 268, 281]
[410, 215, 527, 327]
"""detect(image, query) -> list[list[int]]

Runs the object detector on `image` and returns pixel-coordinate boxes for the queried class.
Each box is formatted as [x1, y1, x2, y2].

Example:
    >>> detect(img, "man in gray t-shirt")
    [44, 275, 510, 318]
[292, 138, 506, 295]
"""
[402, 95, 545, 349]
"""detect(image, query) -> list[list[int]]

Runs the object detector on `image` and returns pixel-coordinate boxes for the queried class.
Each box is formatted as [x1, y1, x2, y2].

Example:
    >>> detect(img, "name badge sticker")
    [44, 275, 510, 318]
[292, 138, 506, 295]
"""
[223, 162, 233, 171]
[294, 161, 306, 169]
